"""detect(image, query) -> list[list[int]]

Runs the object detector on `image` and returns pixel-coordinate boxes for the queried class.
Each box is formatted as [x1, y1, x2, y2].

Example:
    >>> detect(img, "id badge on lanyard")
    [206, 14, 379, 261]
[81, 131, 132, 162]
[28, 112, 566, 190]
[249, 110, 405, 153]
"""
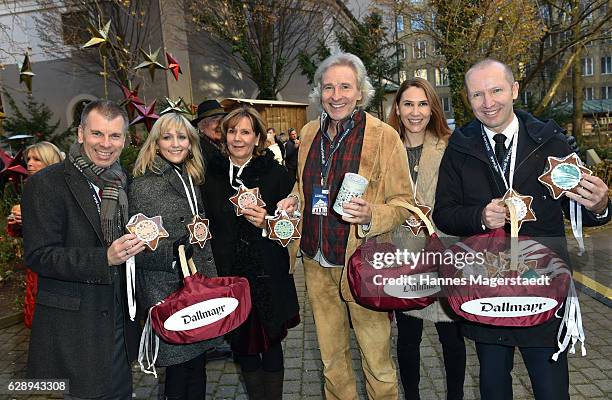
[481, 126, 518, 191]
[312, 119, 353, 216]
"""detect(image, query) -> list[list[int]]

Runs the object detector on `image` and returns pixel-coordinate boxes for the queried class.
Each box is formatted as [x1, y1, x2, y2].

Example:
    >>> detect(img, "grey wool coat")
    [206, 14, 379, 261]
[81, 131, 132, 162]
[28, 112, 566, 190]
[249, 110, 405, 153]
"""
[129, 157, 219, 366]
[22, 159, 139, 399]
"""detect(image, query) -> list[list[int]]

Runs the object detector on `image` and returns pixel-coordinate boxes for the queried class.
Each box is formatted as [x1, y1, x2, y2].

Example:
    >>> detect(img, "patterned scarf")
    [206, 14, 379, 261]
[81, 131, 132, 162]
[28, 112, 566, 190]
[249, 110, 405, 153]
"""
[69, 142, 128, 246]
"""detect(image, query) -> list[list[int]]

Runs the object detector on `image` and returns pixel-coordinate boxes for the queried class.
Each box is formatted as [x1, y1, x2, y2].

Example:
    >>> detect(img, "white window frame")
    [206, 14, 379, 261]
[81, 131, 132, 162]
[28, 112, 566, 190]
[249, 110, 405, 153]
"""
[582, 57, 594, 76]
[414, 68, 428, 80]
[435, 68, 449, 86]
[601, 56, 612, 74]
[413, 40, 427, 59]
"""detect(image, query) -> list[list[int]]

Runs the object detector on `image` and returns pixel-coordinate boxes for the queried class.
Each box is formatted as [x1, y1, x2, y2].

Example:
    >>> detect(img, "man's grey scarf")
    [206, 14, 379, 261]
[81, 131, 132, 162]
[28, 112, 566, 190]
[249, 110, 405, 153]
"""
[69, 142, 128, 246]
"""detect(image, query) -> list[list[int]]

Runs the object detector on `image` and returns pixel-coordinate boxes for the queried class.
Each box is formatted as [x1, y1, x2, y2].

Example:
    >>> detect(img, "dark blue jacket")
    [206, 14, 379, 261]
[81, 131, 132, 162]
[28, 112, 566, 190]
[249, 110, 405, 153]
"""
[434, 110, 610, 346]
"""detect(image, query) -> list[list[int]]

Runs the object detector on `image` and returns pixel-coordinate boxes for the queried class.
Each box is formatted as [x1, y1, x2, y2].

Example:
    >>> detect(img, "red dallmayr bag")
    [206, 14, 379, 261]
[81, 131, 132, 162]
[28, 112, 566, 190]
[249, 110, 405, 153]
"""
[348, 201, 443, 311]
[440, 229, 571, 327]
[139, 246, 251, 376]
[439, 202, 584, 360]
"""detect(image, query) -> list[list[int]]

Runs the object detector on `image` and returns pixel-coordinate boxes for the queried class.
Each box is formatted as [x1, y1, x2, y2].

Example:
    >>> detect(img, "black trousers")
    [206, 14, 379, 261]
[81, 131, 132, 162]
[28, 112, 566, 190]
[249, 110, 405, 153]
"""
[235, 342, 284, 373]
[395, 312, 466, 400]
[476, 343, 569, 400]
[164, 352, 207, 400]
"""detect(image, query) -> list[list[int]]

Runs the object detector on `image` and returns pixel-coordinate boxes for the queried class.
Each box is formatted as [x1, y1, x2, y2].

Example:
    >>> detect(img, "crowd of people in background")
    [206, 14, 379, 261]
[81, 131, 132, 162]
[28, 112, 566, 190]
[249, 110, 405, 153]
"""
[11, 51, 612, 400]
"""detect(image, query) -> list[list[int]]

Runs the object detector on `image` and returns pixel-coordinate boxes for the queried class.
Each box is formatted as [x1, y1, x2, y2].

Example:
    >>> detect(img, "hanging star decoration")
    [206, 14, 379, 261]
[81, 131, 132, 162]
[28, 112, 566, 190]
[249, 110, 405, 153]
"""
[160, 97, 189, 115]
[538, 153, 591, 199]
[229, 185, 266, 216]
[166, 52, 182, 81]
[500, 188, 537, 230]
[126, 213, 169, 251]
[135, 47, 167, 81]
[266, 210, 301, 247]
[187, 215, 212, 248]
[120, 83, 144, 119]
[402, 202, 432, 236]
[131, 100, 160, 132]
[19, 53, 35, 92]
[0, 149, 28, 190]
[82, 20, 111, 49]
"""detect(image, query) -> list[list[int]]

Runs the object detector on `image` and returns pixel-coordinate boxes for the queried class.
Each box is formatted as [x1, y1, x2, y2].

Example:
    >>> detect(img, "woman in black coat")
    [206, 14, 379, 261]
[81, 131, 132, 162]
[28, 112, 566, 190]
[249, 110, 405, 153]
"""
[202, 106, 300, 400]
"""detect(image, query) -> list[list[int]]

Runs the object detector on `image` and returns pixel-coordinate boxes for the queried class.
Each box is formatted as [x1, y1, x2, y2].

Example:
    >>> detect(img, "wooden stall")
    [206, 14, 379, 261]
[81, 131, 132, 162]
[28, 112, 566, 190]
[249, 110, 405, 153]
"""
[220, 98, 309, 134]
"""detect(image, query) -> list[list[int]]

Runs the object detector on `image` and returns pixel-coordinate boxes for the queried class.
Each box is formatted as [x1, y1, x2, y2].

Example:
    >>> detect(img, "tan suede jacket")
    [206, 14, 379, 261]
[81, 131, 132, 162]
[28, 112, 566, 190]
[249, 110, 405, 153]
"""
[288, 112, 413, 302]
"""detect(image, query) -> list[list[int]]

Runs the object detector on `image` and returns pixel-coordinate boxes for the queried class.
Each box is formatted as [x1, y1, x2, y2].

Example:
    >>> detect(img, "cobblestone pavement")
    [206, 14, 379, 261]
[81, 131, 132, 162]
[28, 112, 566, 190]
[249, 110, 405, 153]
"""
[2, 256, 611, 400]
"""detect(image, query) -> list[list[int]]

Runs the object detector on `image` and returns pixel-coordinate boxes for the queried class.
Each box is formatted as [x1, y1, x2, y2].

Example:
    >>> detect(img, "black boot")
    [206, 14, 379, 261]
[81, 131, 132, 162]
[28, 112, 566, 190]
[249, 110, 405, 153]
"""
[262, 369, 284, 400]
[242, 369, 266, 400]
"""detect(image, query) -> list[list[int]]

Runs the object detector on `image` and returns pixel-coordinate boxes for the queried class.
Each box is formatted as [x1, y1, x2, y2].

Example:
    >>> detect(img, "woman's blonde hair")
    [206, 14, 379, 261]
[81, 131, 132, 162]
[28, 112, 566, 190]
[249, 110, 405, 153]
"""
[25, 141, 65, 167]
[220, 106, 268, 158]
[133, 113, 204, 184]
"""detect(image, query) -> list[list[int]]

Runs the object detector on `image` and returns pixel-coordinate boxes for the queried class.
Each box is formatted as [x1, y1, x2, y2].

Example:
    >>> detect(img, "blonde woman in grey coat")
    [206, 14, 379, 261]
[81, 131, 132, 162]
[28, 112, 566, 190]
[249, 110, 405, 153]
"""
[129, 113, 219, 400]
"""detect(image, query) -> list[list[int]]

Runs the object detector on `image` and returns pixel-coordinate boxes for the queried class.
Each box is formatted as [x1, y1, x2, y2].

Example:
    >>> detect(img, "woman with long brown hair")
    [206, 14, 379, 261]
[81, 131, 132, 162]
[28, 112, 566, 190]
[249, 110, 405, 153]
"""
[388, 77, 466, 400]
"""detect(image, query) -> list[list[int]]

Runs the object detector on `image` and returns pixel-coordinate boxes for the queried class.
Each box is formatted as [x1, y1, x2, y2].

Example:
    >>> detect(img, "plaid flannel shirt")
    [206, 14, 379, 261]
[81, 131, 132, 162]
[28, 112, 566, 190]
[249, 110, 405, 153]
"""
[300, 110, 366, 265]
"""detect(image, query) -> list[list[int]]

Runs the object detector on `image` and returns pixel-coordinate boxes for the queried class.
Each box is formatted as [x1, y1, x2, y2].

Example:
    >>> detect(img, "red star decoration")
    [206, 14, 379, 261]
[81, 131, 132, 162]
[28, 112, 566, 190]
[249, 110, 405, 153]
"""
[266, 212, 301, 247]
[501, 188, 537, 231]
[130, 100, 160, 132]
[166, 52, 182, 81]
[538, 153, 591, 200]
[120, 84, 144, 119]
[402, 202, 432, 236]
[229, 185, 266, 216]
[187, 215, 212, 248]
[0, 149, 27, 190]
[126, 213, 169, 251]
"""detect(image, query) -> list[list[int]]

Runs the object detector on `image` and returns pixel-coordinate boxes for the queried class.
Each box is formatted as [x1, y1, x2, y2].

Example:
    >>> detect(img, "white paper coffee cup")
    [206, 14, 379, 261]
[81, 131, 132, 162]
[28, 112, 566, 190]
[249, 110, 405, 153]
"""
[333, 173, 369, 216]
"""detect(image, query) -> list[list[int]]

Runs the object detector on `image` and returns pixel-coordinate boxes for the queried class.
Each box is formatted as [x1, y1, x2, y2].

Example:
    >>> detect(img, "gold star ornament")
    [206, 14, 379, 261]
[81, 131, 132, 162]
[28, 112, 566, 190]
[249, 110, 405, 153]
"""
[135, 47, 167, 81]
[266, 212, 301, 247]
[500, 188, 537, 230]
[402, 202, 432, 236]
[82, 20, 111, 49]
[160, 97, 189, 115]
[229, 185, 266, 216]
[19, 53, 35, 92]
[538, 153, 591, 200]
[187, 215, 212, 248]
[126, 213, 169, 251]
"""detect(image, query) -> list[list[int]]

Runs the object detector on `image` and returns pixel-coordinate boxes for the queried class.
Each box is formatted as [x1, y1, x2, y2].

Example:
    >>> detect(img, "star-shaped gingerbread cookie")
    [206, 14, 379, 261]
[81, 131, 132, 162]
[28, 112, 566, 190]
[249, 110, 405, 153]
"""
[501, 188, 537, 230]
[538, 153, 591, 199]
[229, 185, 266, 216]
[126, 213, 169, 251]
[187, 215, 212, 248]
[266, 212, 301, 247]
[402, 202, 433, 236]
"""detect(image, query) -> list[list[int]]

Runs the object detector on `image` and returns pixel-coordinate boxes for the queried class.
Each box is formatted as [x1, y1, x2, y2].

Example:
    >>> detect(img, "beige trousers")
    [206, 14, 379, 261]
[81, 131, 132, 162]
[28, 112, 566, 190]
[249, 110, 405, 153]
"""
[303, 256, 398, 400]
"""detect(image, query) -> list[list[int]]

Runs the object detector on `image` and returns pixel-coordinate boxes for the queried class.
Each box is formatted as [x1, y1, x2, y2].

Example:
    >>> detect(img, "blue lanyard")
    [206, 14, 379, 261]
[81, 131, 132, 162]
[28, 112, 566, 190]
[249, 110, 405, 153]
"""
[481, 125, 513, 179]
[319, 111, 356, 185]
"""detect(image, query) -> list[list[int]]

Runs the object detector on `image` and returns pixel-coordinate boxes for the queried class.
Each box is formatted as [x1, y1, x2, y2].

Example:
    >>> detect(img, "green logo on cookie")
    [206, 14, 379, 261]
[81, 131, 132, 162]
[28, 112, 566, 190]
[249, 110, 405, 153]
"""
[551, 163, 580, 190]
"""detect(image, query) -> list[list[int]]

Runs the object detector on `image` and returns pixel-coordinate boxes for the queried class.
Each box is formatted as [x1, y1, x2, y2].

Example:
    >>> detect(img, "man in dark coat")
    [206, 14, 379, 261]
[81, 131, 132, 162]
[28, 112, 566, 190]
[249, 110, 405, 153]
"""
[22, 100, 146, 399]
[433, 59, 610, 400]
[284, 127, 300, 182]
[191, 99, 227, 164]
